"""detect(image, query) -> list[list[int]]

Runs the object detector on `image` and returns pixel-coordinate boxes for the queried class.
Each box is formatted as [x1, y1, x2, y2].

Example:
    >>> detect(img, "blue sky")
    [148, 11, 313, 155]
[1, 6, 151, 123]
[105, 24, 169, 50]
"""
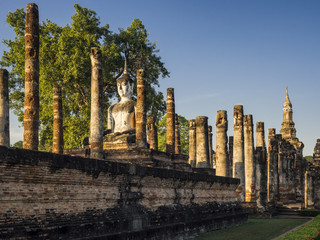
[1, 0, 319, 155]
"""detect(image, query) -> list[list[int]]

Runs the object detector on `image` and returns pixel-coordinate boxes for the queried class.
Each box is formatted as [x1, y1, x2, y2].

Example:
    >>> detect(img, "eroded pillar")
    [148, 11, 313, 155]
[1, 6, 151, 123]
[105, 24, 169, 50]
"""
[136, 69, 147, 148]
[255, 122, 267, 208]
[233, 105, 245, 201]
[244, 114, 256, 202]
[188, 119, 196, 167]
[147, 116, 158, 150]
[23, 3, 39, 150]
[196, 116, 210, 168]
[0, 69, 9, 147]
[216, 110, 229, 176]
[166, 88, 175, 153]
[208, 125, 213, 167]
[267, 128, 276, 202]
[52, 84, 63, 154]
[304, 170, 314, 208]
[89, 47, 104, 159]
[229, 136, 234, 177]
[175, 114, 181, 154]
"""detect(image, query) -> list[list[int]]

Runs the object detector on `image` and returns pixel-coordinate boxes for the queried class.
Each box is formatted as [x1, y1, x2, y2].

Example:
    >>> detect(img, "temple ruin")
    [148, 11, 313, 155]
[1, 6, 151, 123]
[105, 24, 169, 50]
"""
[1, 3, 320, 239]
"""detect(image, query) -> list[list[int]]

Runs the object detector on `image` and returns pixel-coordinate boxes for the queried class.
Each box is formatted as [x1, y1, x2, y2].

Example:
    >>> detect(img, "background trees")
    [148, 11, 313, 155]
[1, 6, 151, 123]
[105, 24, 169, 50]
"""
[1, 4, 169, 150]
[157, 114, 189, 155]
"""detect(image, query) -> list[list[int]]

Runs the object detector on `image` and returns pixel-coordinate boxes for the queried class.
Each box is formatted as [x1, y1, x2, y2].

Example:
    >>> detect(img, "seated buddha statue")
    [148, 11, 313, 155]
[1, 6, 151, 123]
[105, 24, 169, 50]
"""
[104, 63, 137, 149]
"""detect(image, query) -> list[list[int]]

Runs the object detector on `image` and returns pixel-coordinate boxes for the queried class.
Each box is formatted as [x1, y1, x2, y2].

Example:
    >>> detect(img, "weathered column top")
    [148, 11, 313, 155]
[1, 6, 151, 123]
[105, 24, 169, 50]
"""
[244, 114, 253, 127]
[256, 122, 264, 132]
[233, 105, 243, 126]
[189, 119, 196, 129]
[196, 116, 208, 126]
[268, 128, 276, 137]
[167, 88, 174, 99]
[216, 110, 228, 129]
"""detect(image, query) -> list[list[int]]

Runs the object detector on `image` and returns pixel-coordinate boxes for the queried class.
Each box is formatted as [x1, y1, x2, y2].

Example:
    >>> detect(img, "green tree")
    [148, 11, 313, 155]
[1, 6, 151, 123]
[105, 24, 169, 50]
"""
[12, 140, 23, 148]
[157, 114, 189, 155]
[304, 156, 313, 163]
[1, 4, 169, 151]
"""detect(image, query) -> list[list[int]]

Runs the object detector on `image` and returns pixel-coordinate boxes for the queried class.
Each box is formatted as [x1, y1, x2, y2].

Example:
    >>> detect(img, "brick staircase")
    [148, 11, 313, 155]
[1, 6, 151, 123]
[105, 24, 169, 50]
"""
[274, 203, 310, 219]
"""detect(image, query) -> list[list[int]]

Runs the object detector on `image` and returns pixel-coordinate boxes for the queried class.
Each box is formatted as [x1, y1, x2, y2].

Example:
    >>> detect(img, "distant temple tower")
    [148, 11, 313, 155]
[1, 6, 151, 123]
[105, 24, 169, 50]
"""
[313, 139, 320, 166]
[280, 87, 297, 141]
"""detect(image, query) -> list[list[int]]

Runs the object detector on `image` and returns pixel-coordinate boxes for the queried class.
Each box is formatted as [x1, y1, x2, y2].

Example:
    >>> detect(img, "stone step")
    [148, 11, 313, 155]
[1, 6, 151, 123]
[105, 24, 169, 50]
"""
[273, 215, 311, 219]
[277, 211, 300, 215]
[276, 208, 300, 213]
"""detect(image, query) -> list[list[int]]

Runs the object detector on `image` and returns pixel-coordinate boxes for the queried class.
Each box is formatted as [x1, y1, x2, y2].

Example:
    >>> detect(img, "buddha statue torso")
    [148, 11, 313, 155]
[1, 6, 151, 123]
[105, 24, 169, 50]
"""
[107, 72, 136, 133]
[108, 100, 136, 132]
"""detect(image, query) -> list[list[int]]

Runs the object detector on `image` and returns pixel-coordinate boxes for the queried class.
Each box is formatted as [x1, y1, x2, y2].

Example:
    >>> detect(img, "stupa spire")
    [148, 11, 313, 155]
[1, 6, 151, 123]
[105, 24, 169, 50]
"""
[283, 86, 292, 108]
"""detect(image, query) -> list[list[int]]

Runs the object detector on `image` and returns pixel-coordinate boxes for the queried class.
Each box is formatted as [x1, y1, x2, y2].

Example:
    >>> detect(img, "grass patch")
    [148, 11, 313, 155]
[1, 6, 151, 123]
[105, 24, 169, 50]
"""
[279, 215, 320, 240]
[191, 218, 309, 240]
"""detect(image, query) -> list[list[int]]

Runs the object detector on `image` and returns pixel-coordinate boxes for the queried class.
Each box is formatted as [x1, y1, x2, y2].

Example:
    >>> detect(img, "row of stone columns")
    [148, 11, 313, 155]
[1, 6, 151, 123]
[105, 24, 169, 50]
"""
[188, 117, 214, 169]
[211, 105, 268, 206]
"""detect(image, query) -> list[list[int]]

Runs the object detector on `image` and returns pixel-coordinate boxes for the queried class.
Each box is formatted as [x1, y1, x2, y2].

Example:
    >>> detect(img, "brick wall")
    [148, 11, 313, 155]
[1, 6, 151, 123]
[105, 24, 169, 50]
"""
[0, 146, 247, 239]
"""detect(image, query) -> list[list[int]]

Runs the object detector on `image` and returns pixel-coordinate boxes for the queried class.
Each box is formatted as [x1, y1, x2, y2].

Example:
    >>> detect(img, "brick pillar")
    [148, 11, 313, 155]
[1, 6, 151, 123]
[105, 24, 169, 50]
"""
[244, 114, 256, 202]
[166, 88, 175, 153]
[52, 84, 63, 154]
[23, 3, 39, 150]
[216, 110, 229, 176]
[89, 47, 103, 159]
[196, 116, 210, 168]
[256, 122, 266, 148]
[229, 136, 233, 177]
[147, 116, 158, 150]
[0, 69, 9, 147]
[255, 122, 267, 208]
[304, 170, 313, 208]
[267, 128, 276, 202]
[188, 119, 196, 168]
[174, 114, 181, 154]
[233, 105, 245, 201]
[208, 125, 213, 168]
[136, 69, 147, 148]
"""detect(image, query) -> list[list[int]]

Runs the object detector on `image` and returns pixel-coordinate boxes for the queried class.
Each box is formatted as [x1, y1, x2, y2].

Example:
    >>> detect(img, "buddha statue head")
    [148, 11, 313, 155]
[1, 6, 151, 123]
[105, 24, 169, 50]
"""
[117, 73, 134, 100]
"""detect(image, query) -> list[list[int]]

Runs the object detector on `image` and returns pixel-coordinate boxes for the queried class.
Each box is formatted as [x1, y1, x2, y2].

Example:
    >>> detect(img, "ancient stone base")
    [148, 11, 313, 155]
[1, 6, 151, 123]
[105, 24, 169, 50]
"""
[0, 202, 247, 240]
[103, 130, 136, 150]
[0, 146, 247, 239]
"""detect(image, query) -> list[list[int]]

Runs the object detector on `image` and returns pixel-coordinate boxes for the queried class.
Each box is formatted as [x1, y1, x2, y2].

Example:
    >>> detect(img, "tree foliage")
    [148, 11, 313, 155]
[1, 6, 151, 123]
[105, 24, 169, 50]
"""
[1, 4, 169, 150]
[157, 114, 189, 155]
[304, 156, 313, 163]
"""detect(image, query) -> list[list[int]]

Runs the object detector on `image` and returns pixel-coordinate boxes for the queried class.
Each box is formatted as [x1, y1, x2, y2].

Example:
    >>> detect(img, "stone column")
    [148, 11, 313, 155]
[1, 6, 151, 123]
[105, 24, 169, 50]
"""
[136, 69, 147, 148]
[244, 114, 256, 202]
[208, 125, 213, 167]
[196, 116, 210, 168]
[267, 128, 276, 202]
[147, 116, 158, 150]
[256, 122, 265, 148]
[0, 69, 9, 147]
[229, 136, 234, 177]
[256, 122, 267, 208]
[52, 84, 63, 154]
[233, 105, 245, 201]
[216, 110, 229, 176]
[175, 114, 181, 154]
[304, 170, 313, 208]
[89, 47, 103, 159]
[166, 88, 175, 153]
[23, 3, 39, 150]
[188, 119, 196, 168]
